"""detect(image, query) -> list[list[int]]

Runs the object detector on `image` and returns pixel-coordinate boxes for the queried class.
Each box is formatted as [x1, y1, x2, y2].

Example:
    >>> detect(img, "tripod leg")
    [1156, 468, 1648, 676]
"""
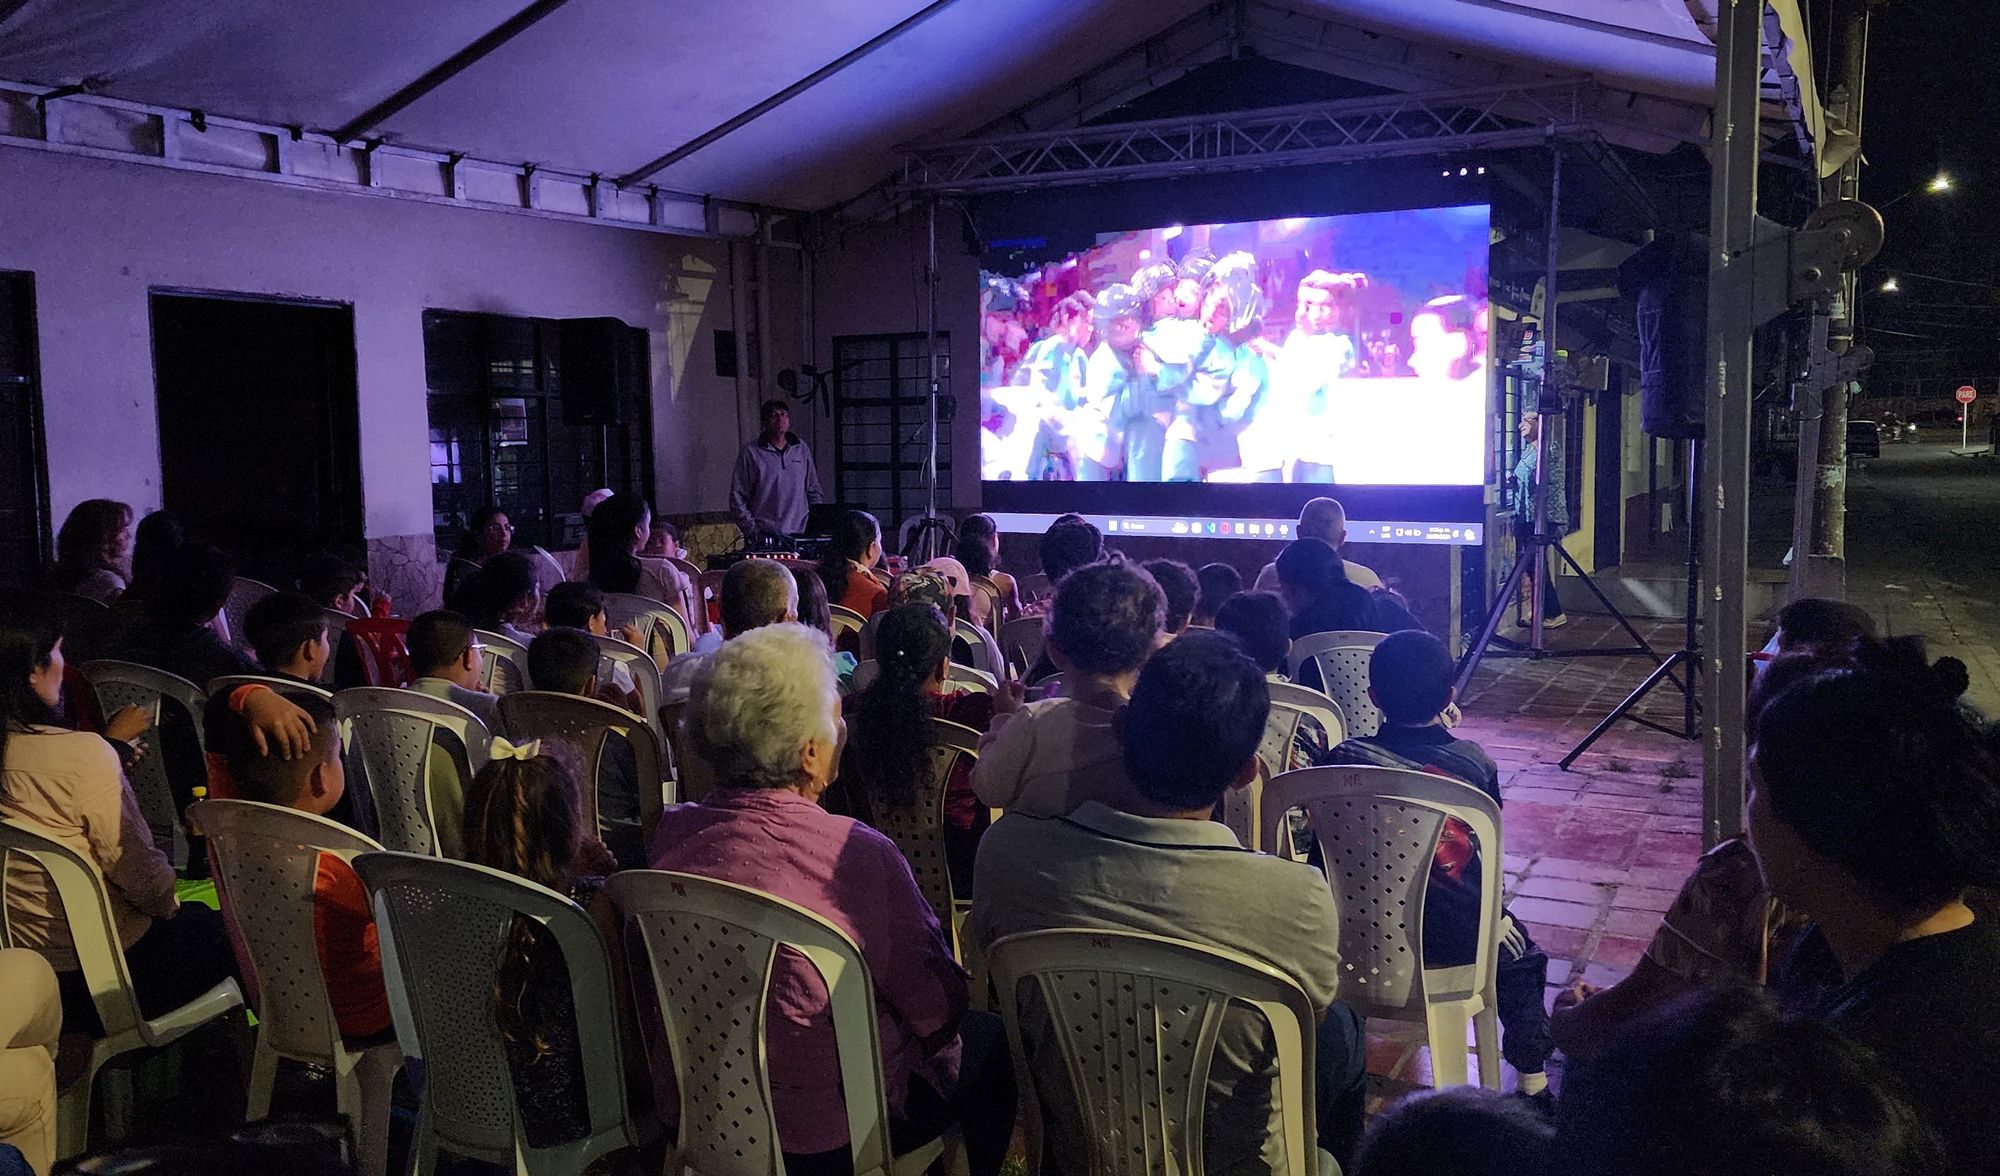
[1559, 650, 1691, 769]
[1551, 541, 1683, 688]
[1455, 543, 1535, 695]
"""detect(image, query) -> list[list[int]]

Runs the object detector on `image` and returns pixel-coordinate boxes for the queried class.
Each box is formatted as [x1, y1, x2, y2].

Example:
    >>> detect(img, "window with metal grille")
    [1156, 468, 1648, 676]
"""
[832, 332, 950, 536]
[0, 273, 50, 580]
[423, 310, 652, 554]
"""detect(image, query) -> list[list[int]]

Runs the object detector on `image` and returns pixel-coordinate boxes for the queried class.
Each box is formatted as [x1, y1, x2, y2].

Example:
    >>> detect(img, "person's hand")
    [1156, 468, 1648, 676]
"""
[617, 622, 645, 648]
[994, 676, 1027, 716]
[1553, 979, 1601, 1013]
[578, 836, 620, 877]
[241, 689, 317, 759]
[104, 705, 152, 744]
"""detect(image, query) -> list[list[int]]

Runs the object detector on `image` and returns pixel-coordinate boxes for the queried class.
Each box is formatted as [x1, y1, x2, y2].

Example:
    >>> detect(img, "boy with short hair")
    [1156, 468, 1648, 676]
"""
[543, 581, 642, 710]
[221, 694, 391, 1046]
[244, 591, 333, 683]
[1321, 629, 1553, 1098]
[406, 609, 500, 729]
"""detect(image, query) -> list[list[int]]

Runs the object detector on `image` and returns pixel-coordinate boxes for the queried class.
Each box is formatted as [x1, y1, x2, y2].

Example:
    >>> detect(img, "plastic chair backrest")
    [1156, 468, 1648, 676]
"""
[80, 660, 206, 862]
[843, 717, 978, 934]
[998, 616, 1046, 676]
[1284, 631, 1387, 738]
[587, 632, 667, 749]
[1018, 572, 1051, 603]
[987, 928, 1318, 1176]
[606, 870, 902, 1176]
[0, 818, 155, 1043]
[526, 547, 568, 598]
[1259, 765, 1503, 1013]
[952, 618, 1000, 675]
[1256, 687, 1347, 783]
[344, 618, 413, 689]
[222, 577, 279, 651]
[601, 593, 690, 665]
[494, 691, 669, 841]
[352, 851, 637, 1167]
[207, 674, 335, 703]
[190, 799, 382, 1060]
[1266, 680, 1347, 745]
[968, 576, 1003, 634]
[334, 687, 491, 855]
[826, 605, 866, 645]
[658, 699, 715, 804]
[471, 628, 531, 695]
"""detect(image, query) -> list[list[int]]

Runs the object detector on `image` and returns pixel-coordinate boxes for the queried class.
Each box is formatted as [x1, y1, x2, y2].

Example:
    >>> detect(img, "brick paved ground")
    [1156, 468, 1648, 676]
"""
[1364, 615, 1705, 1099]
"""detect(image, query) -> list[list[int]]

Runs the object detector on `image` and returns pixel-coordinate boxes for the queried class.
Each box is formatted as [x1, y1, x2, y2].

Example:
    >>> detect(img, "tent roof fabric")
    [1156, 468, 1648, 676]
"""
[0, 0, 1825, 211]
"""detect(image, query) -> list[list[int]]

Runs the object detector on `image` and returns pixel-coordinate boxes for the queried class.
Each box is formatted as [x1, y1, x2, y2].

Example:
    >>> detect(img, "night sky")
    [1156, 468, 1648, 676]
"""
[1844, 0, 2000, 377]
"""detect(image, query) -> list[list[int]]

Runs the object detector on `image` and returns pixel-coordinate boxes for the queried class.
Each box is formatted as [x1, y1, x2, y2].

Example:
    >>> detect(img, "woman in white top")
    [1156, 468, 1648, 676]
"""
[0, 592, 239, 1035]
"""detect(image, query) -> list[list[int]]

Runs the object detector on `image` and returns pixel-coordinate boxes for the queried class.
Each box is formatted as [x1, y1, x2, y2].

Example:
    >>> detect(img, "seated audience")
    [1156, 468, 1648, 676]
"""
[891, 567, 1003, 679]
[543, 581, 643, 709]
[579, 493, 698, 627]
[527, 627, 643, 865]
[1140, 558, 1199, 638]
[50, 499, 134, 604]
[1213, 590, 1330, 772]
[662, 558, 797, 702]
[840, 603, 994, 890]
[570, 487, 614, 575]
[297, 552, 366, 617]
[460, 742, 624, 1149]
[972, 560, 1162, 818]
[817, 509, 890, 618]
[788, 563, 860, 687]
[1274, 537, 1375, 639]
[1319, 630, 1553, 1096]
[642, 518, 685, 561]
[968, 630, 1368, 1168]
[118, 541, 260, 687]
[1190, 560, 1242, 628]
[0, 592, 239, 1036]
[1352, 1087, 1552, 1176]
[75, 509, 182, 663]
[1033, 516, 1103, 600]
[651, 624, 1014, 1174]
[460, 550, 542, 644]
[219, 694, 389, 1046]
[243, 591, 333, 684]
[954, 514, 1020, 625]
[443, 506, 512, 613]
[1253, 497, 1381, 594]
[1751, 635, 2000, 1171]
[0, 949, 58, 1176]
[1551, 987, 1944, 1176]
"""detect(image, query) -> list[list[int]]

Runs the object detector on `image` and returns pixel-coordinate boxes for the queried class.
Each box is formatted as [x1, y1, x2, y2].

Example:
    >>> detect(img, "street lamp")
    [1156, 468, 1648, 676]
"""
[1879, 172, 1956, 211]
[1880, 276, 1900, 293]
[1927, 173, 1953, 194]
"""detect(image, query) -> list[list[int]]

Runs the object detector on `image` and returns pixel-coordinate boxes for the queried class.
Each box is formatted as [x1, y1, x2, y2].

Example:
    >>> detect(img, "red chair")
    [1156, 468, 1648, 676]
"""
[344, 618, 413, 688]
[62, 663, 106, 732]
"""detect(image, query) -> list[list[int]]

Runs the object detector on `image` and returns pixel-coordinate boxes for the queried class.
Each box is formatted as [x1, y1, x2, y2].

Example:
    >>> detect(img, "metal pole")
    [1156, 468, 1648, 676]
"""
[1795, 0, 1871, 600]
[924, 199, 942, 560]
[1528, 143, 1563, 651]
[1702, 0, 1762, 847]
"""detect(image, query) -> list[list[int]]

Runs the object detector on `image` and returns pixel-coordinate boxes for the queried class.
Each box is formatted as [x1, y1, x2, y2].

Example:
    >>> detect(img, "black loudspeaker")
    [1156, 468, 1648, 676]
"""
[1617, 234, 1708, 439]
[559, 317, 629, 426]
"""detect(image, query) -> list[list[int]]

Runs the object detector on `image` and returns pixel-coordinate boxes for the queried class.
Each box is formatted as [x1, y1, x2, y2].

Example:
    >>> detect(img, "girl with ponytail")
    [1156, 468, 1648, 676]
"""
[840, 603, 992, 887]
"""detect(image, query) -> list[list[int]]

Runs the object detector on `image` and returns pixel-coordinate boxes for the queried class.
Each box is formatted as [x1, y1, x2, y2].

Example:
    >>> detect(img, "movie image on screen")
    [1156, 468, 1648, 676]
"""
[979, 205, 1490, 489]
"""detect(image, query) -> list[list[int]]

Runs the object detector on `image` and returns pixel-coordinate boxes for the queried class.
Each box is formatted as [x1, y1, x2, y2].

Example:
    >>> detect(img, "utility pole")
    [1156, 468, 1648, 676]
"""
[1792, 0, 1874, 600]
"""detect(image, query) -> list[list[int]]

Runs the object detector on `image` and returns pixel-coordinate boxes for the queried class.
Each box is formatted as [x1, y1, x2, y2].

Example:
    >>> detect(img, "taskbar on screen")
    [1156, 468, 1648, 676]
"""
[986, 513, 1483, 546]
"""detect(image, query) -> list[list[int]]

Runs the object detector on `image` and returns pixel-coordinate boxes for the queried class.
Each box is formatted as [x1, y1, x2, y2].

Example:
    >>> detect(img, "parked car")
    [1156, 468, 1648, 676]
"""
[1848, 418, 1881, 460]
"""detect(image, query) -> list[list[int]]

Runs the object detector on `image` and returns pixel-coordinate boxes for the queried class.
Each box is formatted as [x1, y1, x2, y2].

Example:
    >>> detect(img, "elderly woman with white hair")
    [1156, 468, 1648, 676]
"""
[647, 624, 1014, 1176]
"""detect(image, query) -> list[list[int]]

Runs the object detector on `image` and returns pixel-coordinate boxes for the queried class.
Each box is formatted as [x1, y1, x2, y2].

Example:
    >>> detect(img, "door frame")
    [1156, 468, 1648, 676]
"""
[0, 270, 52, 571]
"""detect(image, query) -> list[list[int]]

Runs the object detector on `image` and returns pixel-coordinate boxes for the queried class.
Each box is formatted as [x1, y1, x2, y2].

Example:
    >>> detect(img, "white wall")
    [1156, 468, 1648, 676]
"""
[0, 145, 764, 541]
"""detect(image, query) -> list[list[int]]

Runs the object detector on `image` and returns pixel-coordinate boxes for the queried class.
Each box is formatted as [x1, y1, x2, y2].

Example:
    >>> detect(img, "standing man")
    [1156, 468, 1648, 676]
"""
[730, 399, 824, 542]
[1252, 497, 1382, 593]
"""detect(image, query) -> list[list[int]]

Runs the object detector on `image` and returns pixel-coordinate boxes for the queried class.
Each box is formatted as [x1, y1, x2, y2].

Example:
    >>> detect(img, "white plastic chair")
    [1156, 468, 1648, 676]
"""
[849, 661, 995, 696]
[472, 628, 532, 695]
[189, 800, 400, 1176]
[221, 576, 279, 650]
[841, 717, 979, 957]
[207, 674, 335, 702]
[1259, 765, 1503, 1089]
[601, 593, 691, 666]
[1261, 681, 1348, 776]
[987, 928, 1323, 1176]
[827, 604, 867, 647]
[606, 870, 956, 1176]
[0, 818, 246, 1160]
[79, 660, 207, 867]
[951, 617, 1004, 677]
[998, 616, 1045, 676]
[352, 851, 650, 1176]
[1284, 632, 1388, 738]
[334, 688, 491, 856]
[585, 631, 667, 751]
[494, 691, 671, 849]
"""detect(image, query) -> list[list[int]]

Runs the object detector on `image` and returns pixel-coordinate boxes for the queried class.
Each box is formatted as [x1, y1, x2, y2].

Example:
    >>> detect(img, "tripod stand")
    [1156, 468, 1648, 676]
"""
[903, 197, 955, 565]
[1560, 440, 1703, 766]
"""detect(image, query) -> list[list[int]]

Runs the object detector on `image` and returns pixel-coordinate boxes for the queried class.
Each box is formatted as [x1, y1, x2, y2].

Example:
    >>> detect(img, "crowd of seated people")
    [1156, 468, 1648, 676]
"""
[6, 492, 1999, 1176]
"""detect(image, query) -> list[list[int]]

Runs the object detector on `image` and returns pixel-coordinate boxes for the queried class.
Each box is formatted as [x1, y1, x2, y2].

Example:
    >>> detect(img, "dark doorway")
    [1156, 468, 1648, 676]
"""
[0, 272, 51, 583]
[151, 293, 362, 582]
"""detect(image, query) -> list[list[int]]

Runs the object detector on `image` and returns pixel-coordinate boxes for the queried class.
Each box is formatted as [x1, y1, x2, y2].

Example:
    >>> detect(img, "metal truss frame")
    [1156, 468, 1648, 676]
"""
[899, 80, 1592, 197]
[0, 80, 804, 244]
